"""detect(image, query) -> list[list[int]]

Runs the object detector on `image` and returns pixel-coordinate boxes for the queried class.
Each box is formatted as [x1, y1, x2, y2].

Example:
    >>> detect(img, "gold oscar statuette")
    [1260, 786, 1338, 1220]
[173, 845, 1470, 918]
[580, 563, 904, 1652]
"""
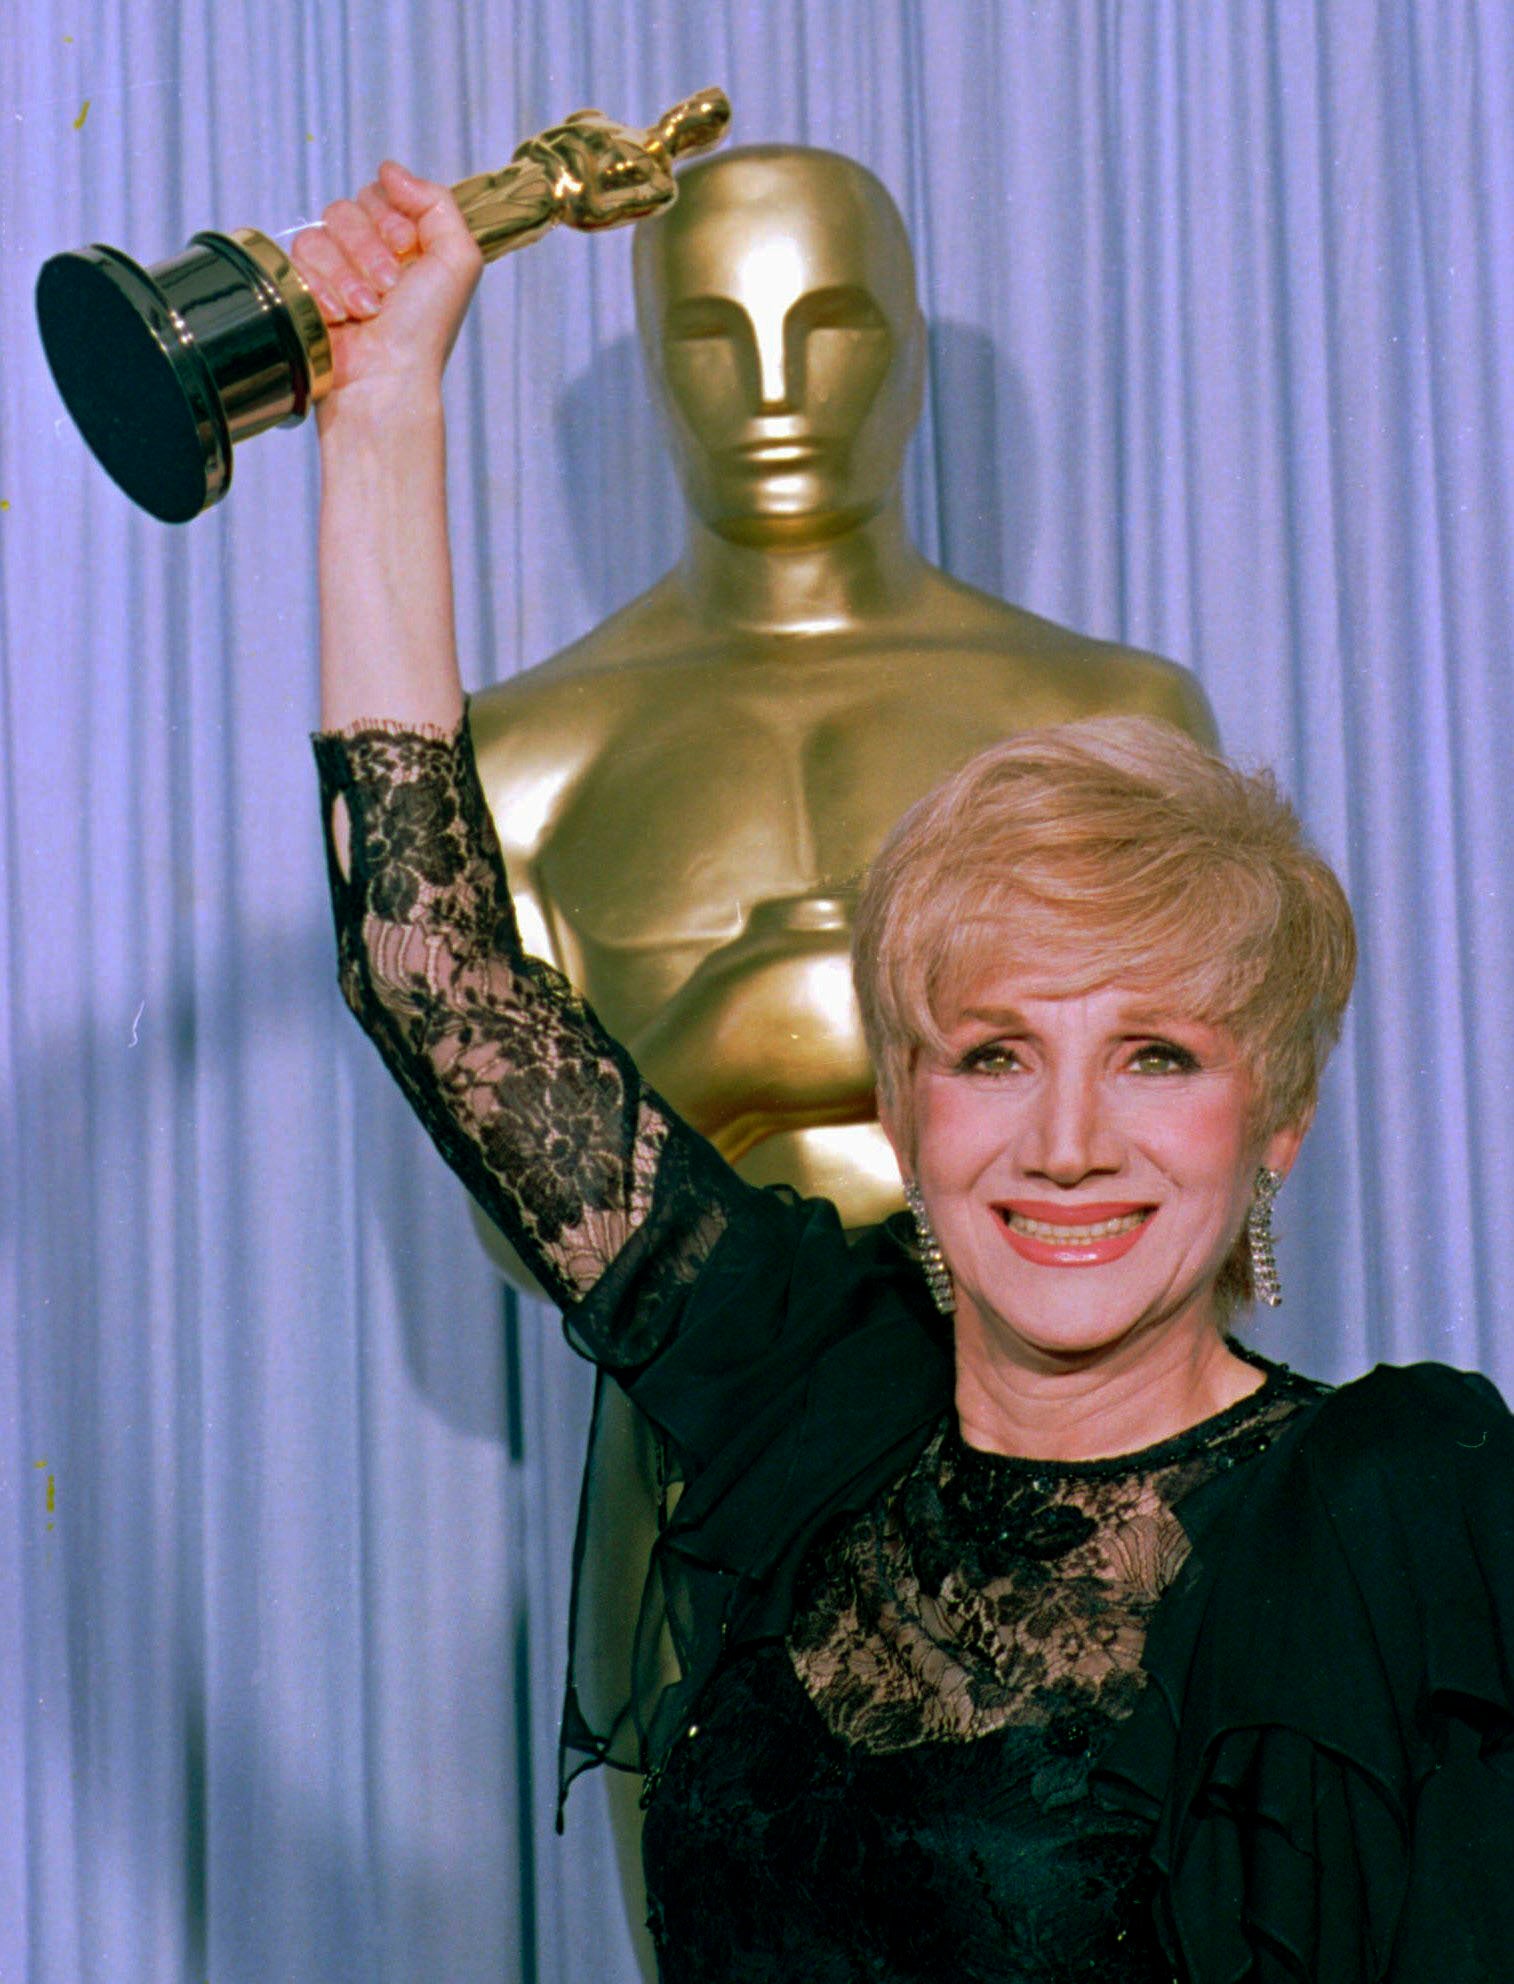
[34, 89, 731, 524]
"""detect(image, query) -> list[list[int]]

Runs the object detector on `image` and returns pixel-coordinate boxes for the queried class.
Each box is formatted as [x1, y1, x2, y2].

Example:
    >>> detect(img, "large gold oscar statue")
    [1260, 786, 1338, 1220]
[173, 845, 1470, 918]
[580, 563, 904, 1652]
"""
[466, 144, 1216, 1974]
[469, 143, 1215, 1251]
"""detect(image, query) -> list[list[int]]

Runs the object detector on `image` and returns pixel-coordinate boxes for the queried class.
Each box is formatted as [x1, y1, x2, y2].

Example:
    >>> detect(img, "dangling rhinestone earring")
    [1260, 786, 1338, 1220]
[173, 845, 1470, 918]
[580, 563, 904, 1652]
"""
[1247, 1166, 1284, 1308]
[904, 1181, 956, 1315]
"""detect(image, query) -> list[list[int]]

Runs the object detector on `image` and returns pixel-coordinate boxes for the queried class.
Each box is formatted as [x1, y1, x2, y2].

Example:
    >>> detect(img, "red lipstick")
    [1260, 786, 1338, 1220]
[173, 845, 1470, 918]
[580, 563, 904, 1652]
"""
[994, 1200, 1155, 1268]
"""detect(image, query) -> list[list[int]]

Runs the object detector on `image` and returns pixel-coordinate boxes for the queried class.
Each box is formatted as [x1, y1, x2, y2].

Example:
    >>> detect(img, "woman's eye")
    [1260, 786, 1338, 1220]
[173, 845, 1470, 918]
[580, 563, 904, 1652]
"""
[1128, 1040, 1199, 1075]
[960, 1042, 1023, 1075]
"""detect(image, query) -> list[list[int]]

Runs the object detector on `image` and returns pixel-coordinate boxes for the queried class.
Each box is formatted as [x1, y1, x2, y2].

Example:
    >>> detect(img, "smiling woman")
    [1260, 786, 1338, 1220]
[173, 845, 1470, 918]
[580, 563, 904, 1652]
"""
[914, 985, 1294, 1455]
[303, 164, 1514, 1983]
[851, 720, 1358, 1460]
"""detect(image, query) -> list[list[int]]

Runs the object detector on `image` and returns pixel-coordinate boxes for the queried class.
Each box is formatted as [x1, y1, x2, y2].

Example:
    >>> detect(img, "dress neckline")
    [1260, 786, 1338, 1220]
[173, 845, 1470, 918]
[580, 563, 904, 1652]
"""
[943, 1342, 1306, 1484]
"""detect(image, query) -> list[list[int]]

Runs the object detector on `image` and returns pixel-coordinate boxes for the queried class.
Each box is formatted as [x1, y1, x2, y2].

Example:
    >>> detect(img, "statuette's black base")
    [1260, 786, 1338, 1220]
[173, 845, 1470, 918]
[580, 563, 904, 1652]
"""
[36, 232, 323, 524]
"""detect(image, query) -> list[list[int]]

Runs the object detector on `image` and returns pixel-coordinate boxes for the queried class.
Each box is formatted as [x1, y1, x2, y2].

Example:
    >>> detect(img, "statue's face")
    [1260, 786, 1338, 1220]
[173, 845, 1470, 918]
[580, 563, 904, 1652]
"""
[634, 149, 925, 543]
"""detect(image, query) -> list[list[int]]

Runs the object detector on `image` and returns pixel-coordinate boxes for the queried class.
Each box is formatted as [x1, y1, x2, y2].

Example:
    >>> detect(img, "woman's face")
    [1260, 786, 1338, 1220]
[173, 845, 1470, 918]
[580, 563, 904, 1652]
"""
[899, 975, 1306, 1365]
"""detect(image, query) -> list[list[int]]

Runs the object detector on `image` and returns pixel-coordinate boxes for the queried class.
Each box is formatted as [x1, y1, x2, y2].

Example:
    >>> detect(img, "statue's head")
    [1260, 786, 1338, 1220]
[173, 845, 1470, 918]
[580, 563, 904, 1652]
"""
[633, 145, 925, 544]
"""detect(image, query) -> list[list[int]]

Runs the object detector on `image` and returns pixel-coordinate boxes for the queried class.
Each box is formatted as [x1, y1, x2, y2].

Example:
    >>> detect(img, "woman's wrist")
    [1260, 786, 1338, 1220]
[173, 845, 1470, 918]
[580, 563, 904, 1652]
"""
[316, 373, 447, 451]
[316, 372, 463, 735]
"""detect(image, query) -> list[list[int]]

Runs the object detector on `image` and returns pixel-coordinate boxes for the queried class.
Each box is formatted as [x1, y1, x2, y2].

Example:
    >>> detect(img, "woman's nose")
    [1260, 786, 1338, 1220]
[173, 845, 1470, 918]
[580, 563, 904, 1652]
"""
[1022, 1071, 1118, 1184]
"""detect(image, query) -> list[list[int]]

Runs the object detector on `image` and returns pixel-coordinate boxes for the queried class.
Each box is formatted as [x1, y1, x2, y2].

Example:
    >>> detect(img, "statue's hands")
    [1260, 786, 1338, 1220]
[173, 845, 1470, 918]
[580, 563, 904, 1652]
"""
[289, 160, 483, 401]
[512, 109, 679, 232]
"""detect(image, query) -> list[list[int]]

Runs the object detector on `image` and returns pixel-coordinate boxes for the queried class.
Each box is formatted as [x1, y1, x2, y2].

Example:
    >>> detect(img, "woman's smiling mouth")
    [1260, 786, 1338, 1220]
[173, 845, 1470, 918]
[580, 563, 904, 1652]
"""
[995, 1201, 1156, 1266]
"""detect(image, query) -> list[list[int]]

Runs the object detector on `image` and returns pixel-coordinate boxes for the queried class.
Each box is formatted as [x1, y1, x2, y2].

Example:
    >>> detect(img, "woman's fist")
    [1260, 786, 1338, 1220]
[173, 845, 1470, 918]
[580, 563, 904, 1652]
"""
[290, 161, 483, 401]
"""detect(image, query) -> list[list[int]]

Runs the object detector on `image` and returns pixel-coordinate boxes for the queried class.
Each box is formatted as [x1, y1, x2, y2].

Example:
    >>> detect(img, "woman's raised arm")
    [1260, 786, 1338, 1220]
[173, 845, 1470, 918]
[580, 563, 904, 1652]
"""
[294, 164, 749, 1329]
[293, 159, 481, 735]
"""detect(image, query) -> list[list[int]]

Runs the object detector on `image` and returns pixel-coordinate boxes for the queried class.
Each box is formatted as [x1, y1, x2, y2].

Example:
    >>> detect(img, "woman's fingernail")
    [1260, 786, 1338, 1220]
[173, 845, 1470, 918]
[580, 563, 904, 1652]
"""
[346, 282, 382, 316]
[380, 217, 412, 252]
[372, 259, 400, 292]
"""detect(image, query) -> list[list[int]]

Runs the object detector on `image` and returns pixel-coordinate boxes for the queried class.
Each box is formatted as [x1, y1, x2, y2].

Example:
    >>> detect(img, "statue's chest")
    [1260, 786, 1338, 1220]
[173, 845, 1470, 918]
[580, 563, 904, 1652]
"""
[535, 665, 1022, 949]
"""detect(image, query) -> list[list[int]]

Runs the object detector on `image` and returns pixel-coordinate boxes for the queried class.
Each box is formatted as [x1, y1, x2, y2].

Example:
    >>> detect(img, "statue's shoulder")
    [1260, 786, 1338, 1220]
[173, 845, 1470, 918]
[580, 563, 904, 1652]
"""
[1076, 635, 1218, 746]
[488, 574, 710, 694]
[467, 578, 719, 856]
[925, 572, 1218, 746]
[470, 580, 662, 725]
[465, 660, 625, 859]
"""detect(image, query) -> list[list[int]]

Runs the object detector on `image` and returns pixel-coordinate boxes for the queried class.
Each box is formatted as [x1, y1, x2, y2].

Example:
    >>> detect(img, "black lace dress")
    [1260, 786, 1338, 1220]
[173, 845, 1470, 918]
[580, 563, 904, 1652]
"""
[314, 713, 1514, 1984]
[640, 1373, 1323, 1984]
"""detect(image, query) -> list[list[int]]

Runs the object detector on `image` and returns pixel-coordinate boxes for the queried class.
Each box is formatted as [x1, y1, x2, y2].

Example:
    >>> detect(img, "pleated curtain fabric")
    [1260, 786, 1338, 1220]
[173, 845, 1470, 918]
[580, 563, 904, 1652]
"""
[3, 2, 1513, 1977]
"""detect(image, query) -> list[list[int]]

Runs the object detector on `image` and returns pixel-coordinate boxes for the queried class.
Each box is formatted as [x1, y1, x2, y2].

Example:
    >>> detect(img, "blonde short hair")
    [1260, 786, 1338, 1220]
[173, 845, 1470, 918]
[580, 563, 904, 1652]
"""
[852, 718, 1357, 1307]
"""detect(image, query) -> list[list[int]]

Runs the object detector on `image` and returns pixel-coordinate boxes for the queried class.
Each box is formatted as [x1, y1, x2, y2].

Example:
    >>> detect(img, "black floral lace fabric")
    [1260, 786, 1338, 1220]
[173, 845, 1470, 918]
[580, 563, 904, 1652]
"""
[786, 1361, 1321, 1754]
[643, 1360, 1329, 1983]
[312, 716, 732, 1330]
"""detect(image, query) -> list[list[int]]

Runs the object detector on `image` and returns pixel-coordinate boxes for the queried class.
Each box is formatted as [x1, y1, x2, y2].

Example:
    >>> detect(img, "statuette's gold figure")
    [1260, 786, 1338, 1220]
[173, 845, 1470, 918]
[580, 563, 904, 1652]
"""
[469, 144, 1217, 1264]
[452, 91, 731, 257]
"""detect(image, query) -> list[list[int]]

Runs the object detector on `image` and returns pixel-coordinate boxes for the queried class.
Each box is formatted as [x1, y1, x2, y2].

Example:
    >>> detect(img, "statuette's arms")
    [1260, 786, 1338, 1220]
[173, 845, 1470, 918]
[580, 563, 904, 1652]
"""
[451, 89, 732, 261]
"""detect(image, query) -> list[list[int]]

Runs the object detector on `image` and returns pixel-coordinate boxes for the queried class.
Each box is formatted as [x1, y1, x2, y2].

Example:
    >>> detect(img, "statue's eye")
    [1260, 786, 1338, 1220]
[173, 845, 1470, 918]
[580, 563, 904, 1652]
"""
[664, 299, 745, 344]
[788, 285, 888, 335]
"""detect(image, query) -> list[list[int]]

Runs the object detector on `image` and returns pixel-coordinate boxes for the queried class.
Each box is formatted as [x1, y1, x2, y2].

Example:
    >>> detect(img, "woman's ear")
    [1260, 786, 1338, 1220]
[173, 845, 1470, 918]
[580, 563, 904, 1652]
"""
[1261, 1107, 1313, 1183]
[877, 1093, 912, 1185]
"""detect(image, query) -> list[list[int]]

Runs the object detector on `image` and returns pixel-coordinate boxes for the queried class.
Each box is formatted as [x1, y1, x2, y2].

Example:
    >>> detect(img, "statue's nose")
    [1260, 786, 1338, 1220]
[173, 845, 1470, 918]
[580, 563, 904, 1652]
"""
[739, 238, 806, 412]
[750, 306, 795, 412]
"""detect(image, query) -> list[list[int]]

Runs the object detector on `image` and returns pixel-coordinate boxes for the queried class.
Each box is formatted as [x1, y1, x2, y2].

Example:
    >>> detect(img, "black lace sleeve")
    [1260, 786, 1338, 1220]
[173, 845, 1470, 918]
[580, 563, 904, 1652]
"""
[311, 711, 954, 1806]
[311, 710, 742, 1333]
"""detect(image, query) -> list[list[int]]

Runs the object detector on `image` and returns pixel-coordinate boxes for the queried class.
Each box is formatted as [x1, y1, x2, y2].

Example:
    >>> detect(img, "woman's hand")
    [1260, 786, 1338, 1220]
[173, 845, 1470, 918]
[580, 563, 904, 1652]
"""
[289, 160, 484, 410]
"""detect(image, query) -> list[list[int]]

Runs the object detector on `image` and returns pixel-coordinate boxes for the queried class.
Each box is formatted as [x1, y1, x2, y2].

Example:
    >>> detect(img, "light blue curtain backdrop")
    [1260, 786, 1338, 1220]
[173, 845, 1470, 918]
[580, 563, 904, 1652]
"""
[4, 1, 1513, 1978]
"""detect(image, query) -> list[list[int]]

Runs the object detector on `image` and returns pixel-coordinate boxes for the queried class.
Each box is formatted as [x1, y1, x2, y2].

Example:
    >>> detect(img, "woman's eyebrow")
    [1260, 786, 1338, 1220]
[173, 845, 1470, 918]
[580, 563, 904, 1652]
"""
[949, 1003, 1211, 1037]
[1114, 1008, 1211, 1034]
[954, 1004, 1032, 1030]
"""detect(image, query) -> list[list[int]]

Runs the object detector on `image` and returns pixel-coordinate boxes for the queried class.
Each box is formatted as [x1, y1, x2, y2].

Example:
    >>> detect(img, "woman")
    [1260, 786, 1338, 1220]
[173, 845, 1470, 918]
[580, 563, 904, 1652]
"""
[296, 166, 1514, 1982]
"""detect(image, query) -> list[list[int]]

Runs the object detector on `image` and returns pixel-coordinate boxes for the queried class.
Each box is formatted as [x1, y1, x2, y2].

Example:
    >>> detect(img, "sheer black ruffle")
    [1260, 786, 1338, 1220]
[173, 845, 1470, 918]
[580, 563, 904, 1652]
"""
[1094, 1362, 1514, 1982]
[314, 714, 947, 1793]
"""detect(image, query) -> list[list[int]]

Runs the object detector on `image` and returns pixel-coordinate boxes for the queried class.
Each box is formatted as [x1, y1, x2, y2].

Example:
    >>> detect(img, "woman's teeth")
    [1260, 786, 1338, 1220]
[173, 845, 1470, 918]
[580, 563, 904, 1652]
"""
[1005, 1210, 1148, 1242]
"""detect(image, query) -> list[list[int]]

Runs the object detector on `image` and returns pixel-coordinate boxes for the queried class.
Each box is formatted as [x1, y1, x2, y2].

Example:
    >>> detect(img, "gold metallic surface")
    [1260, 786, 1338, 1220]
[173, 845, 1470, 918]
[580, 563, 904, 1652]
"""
[451, 89, 731, 261]
[224, 225, 335, 407]
[469, 143, 1218, 1258]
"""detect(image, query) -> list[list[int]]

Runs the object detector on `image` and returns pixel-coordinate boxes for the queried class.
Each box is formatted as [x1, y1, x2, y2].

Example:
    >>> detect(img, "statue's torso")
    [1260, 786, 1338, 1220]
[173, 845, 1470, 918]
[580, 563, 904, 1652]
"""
[470, 580, 1214, 1223]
